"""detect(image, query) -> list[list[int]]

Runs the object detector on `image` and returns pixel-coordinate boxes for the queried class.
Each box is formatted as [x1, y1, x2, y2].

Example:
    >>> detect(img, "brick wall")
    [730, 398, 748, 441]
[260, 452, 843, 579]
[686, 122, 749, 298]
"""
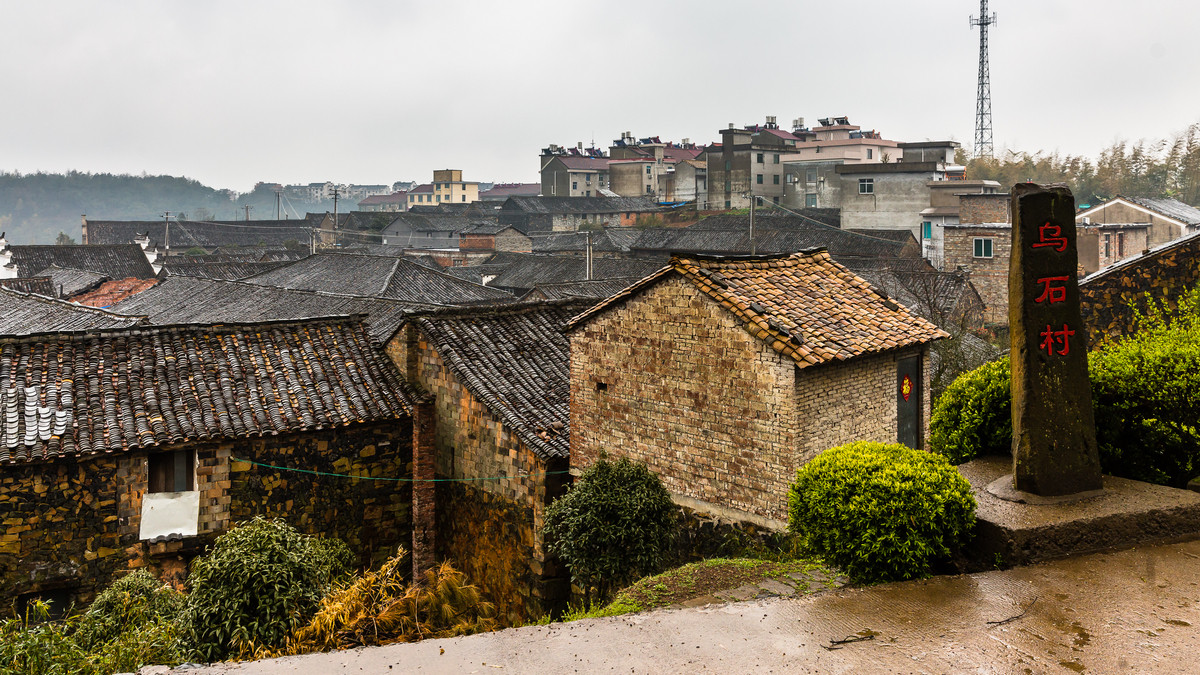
[959, 193, 1010, 225]
[570, 276, 800, 524]
[944, 226, 1012, 324]
[1080, 201, 1186, 246]
[391, 330, 568, 624]
[1080, 232, 1200, 347]
[0, 422, 412, 606]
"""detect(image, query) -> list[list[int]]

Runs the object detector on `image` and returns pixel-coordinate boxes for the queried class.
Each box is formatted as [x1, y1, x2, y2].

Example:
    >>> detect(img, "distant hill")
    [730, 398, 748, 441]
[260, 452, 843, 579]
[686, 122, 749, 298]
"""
[0, 172, 340, 244]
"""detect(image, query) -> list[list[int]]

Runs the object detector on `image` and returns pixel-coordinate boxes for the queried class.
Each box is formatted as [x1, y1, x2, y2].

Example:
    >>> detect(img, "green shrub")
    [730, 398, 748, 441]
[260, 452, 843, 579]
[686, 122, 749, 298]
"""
[929, 356, 1011, 464]
[1090, 290, 1200, 487]
[788, 442, 976, 584]
[0, 601, 89, 675]
[73, 570, 183, 651]
[178, 518, 353, 662]
[542, 458, 678, 604]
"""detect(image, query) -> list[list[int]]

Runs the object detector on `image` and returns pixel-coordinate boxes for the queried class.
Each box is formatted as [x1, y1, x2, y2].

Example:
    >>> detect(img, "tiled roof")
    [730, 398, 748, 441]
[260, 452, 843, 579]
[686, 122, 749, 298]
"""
[690, 210, 841, 230]
[0, 277, 55, 297]
[0, 287, 144, 335]
[358, 192, 407, 206]
[550, 156, 610, 171]
[1123, 196, 1200, 226]
[243, 253, 513, 305]
[408, 301, 591, 460]
[502, 196, 662, 215]
[479, 183, 541, 199]
[158, 260, 292, 281]
[71, 278, 160, 308]
[565, 251, 948, 369]
[409, 183, 434, 194]
[5, 244, 155, 279]
[486, 254, 667, 291]
[84, 219, 313, 249]
[111, 276, 421, 344]
[530, 230, 636, 254]
[630, 218, 906, 261]
[0, 318, 415, 464]
[381, 212, 497, 237]
[523, 277, 642, 301]
[663, 146, 704, 161]
[36, 266, 111, 298]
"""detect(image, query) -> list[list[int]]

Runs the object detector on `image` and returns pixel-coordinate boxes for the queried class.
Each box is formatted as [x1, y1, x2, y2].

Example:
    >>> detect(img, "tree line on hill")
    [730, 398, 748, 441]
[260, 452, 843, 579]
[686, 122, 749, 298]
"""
[0, 172, 341, 244]
[963, 120, 1200, 208]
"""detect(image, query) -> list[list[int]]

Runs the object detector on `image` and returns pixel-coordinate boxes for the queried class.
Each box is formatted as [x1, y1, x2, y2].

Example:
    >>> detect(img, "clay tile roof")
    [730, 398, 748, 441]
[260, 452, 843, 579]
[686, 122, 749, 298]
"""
[408, 300, 592, 460]
[5, 244, 156, 279]
[70, 277, 159, 308]
[36, 265, 111, 297]
[112, 276, 423, 344]
[157, 260, 292, 281]
[0, 287, 144, 335]
[565, 251, 948, 368]
[486, 254, 667, 292]
[242, 253, 514, 305]
[0, 277, 55, 297]
[522, 277, 643, 301]
[85, 219, 313, 249]
[0, 318, 415, 464]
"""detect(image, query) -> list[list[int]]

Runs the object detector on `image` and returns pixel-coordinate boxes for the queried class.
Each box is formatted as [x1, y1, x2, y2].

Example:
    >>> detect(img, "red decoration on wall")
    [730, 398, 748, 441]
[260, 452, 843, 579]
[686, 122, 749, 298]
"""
[901, 374, 912, 401]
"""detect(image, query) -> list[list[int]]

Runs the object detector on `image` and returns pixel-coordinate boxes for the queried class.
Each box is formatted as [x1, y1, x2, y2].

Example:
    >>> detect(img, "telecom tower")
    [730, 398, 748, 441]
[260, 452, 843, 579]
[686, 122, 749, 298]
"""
[970, 0, 997, 158]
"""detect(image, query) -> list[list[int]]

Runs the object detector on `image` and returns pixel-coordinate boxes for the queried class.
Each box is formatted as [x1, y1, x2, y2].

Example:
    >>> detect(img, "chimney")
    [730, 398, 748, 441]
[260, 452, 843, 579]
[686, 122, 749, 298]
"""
[411, 395, 437, 586]
[80, 215, 88, 245]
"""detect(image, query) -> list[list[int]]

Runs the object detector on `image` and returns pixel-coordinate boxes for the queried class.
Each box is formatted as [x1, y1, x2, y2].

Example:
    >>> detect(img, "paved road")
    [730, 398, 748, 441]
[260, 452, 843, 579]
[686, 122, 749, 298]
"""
[189, 539, 1200, 674]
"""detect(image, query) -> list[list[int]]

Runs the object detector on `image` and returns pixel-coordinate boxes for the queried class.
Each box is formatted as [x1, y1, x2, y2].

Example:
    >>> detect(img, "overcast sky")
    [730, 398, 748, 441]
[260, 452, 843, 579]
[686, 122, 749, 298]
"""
[2, 1, 1196, 193]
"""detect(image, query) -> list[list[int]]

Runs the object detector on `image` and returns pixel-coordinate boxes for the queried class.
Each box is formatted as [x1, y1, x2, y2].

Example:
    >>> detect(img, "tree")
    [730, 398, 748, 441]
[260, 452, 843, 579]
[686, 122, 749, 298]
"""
[542, 458, 677, 605]
[54, 231, 76, 246]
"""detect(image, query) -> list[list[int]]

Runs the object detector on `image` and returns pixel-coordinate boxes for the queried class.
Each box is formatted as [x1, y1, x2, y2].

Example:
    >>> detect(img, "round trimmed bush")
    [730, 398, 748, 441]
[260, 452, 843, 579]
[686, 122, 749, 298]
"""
[542, 458, 677, 603]
[788, 442, 976, 584]
[929, 357, 1011, 465]
[178, 518, 353, 662]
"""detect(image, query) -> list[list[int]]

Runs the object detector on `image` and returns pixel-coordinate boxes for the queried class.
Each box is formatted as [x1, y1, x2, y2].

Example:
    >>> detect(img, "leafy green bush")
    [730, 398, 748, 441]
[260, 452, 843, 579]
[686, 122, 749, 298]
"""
[178, 518, 353, 662]
[73, 570, 183, 651]
[0, 601, 89, 675]
[788, 442, 976, 584]
[542, 458, 678, 604]
[929, 356, 1011, 464]
[1090, 289, 1200, 487]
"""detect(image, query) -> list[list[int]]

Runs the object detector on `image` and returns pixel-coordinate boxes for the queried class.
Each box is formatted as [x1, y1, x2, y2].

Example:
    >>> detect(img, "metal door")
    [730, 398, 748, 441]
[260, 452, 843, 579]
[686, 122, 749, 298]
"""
[897, 356, 921, 449]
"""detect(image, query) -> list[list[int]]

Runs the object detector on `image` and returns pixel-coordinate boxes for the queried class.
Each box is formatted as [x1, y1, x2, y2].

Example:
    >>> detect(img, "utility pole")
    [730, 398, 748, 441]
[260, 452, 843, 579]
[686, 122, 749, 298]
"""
[585, 231, 594, 280]
[331, 186, 341, 241]
[970, 0, 997, 158]
[275, 190, 282, 220]
[749, 193, 757, 256]
[243, 204, 253, 221]
[162, 211, 171, 257]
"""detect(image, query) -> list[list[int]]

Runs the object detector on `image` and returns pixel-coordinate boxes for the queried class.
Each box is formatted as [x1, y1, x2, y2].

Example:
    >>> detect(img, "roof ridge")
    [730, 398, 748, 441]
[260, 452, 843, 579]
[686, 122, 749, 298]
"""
[0, 313, 370, 344]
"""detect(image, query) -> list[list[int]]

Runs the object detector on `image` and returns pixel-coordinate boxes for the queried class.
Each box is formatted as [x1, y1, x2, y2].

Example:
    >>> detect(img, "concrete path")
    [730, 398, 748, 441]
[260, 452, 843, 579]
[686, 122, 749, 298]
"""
[185, 539, 1200, 674]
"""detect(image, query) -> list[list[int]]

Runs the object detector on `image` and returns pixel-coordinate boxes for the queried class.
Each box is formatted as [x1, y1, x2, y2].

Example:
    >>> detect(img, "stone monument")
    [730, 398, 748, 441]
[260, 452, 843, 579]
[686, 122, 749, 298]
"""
[1008, 183, 1103, 496]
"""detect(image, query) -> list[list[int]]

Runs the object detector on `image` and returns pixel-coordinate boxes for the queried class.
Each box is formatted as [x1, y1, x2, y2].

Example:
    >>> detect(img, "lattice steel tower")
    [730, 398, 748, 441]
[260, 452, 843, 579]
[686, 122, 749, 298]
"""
[970, 0, 997, 158]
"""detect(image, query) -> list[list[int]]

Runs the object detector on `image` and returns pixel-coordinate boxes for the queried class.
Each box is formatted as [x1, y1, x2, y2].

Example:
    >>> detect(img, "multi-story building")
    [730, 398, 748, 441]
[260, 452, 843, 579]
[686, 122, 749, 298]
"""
[607, 133, 704, 201]
[431, 169, 480, 205]
[706, 117, 800, 210]
[539, 145, 610, 197]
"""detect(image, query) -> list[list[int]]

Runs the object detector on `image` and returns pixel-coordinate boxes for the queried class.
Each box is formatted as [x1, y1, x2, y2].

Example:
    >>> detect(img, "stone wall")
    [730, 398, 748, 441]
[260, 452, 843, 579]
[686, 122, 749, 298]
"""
[392, 329, 569, 624]
[1080, 232, 1200, 347]
[570, 276, 800, 524]
[0, 422, 412, 606]
[944, 226, 1012, 324]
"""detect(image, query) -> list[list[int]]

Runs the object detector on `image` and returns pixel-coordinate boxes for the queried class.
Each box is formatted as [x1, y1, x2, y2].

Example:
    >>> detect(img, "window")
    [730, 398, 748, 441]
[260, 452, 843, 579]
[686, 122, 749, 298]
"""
[867, 149, 873, 159]
[756, 174, 763, 184]
[461, 195, 466, 202]
[646, 166, 651, 175]
[858, 178, 874, 194]
[773, 175, 780, 185]
[725, 200, 731, 209]
[805, 193, 817, 207]
[586, 190, 591, 196]
[756, 153, 764, 164]
[149, 449, 194, 493]
[922, 221, 932, 239]
[806, 169, 817, 183]
[815, 146, 821, 153]
[773, 154, 780, 164]
[585, 174, 591, 182]
[572, 181, 578, 190]
[973, 238, 994, 258]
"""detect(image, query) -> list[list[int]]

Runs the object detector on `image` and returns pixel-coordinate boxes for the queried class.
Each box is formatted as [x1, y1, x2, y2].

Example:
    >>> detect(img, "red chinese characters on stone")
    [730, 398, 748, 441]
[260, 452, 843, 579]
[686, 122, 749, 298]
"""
[1035, 276, 1070, 304]
[1031, 222, 1068, 252]
[1040, 323, 1075, 356]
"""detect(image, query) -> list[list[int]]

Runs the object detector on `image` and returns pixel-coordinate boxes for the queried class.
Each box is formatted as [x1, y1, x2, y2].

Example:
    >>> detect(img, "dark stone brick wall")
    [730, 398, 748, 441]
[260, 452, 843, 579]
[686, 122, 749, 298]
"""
[1080, 233, 1200, 347]
[0, 421, 413, 607]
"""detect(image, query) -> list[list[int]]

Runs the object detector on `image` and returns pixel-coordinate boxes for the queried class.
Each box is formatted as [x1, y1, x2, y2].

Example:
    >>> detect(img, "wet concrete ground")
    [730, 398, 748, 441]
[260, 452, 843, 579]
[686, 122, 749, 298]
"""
[188, 539, 1200, 674]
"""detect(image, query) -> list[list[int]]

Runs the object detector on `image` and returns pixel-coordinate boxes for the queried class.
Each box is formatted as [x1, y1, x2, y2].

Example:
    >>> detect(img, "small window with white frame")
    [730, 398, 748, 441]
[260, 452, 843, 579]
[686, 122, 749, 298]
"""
[858, 178, 874, 194]
[973, 237, 994, 258]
